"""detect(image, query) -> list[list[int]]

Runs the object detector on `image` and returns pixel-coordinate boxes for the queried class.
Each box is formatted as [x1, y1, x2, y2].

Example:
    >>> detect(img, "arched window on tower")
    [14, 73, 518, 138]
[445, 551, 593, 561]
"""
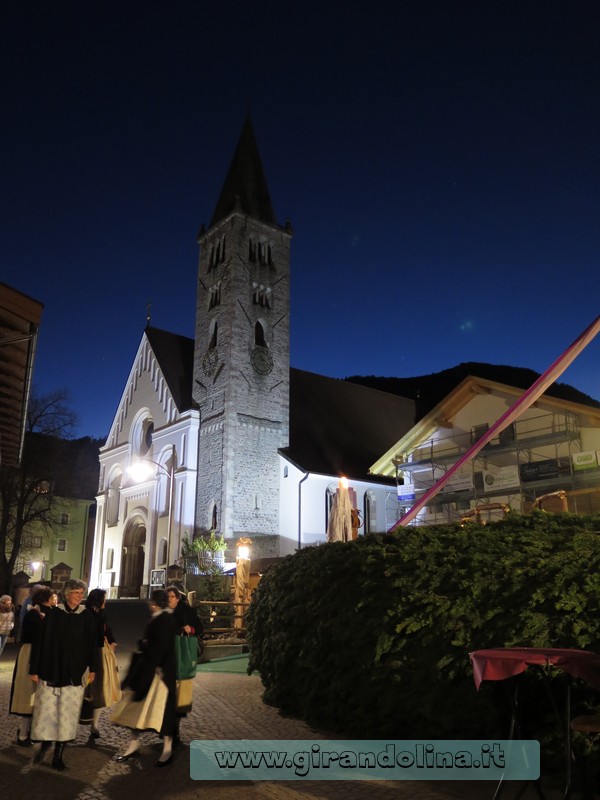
[209, 321, 218, 350]
[208, 282, 222, 310]
[208, 237, 226, 271]
[255, 321, 266, 348]
[252, 283, 272, 308]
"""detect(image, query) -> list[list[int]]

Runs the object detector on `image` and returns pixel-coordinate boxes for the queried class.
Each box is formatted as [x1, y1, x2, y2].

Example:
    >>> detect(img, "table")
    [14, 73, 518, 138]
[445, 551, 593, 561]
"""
[469, 648, 600, 799]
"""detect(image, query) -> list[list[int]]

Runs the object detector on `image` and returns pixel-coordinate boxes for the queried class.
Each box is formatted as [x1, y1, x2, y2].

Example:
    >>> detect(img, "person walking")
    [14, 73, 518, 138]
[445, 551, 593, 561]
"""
[18, 584, 43, 639]
[166, 585, 202, 746]
[111, 589, 177, 767]
[79, 588, 121, 739]
[9, 586, 54, 745]
[28, 579, 100, 770]
[0, 594, 15, 659]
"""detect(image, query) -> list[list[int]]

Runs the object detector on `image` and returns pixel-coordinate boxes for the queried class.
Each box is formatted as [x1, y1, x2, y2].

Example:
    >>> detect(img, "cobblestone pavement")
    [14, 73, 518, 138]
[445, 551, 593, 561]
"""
[0, 645, 558, 800]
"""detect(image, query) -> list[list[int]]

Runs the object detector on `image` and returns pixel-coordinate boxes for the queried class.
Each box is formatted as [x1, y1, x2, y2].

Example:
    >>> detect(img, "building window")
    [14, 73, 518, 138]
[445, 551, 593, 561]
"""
[471, 423, 489, 444]
[283, 466, 288, 478]
[57, 538, 67, 552]
[254, 321, 267, 347]
[208, 282, 222, 309]
[363, 491, 376, 535]
[249, 238, 274, 267]
[158, 538, 168, 566]
[325, 486, 336, 530]
[105, 548, 114, 570]
[22, 534, 43, 549]
[59, 512, 70, 525]
[132, 414, 154, 458]
[208, 320, 218, 349]
[252, 283, 272, 308]
[208, 237, 226, 271]
[499, 423, 516, 444]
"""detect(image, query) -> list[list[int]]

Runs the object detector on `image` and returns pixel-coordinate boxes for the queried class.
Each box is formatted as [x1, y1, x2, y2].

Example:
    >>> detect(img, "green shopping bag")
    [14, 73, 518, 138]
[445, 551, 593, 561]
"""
[175, 634, 198, 679]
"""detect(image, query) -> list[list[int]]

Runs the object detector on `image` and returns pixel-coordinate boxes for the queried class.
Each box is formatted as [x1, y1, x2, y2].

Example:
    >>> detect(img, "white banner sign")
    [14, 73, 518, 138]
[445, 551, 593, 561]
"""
[482, 466, 521, 492]
[435, 468, 473, 492]
[398, 483, 416, 501]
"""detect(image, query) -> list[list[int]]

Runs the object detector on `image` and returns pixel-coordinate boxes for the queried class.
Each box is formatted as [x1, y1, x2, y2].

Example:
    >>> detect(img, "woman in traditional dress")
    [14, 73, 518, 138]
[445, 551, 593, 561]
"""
[79, 588, 121, 739]
[112, 589, 177, 767]
[9, 586, 54, 745]
[28, 579, 100, 770]
[166, 585, 202, 747]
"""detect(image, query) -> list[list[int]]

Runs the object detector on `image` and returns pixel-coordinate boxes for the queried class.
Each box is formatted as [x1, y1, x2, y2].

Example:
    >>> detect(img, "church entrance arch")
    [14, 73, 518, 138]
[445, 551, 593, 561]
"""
[119, 519, 146, 598]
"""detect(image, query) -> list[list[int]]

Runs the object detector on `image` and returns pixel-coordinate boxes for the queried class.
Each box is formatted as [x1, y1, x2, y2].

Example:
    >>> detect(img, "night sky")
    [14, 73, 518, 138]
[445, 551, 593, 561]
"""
[3, 1, 600, 439]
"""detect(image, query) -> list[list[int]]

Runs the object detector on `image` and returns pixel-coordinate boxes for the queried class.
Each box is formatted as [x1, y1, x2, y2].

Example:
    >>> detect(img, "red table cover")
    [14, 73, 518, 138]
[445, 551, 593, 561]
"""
[470, 647, 600, 691]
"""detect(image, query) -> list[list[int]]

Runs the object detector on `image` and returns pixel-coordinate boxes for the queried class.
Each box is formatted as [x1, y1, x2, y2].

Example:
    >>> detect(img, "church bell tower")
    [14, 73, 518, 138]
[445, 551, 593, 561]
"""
[193, 118, 292, 555]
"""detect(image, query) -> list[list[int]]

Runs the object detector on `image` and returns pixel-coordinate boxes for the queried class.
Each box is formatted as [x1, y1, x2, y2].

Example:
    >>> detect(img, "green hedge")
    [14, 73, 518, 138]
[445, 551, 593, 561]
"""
[247, 512, 600, 739]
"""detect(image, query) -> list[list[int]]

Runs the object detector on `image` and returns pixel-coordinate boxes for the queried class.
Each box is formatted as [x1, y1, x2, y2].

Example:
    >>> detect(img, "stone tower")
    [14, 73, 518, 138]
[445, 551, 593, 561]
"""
[193, 118, 292, 556]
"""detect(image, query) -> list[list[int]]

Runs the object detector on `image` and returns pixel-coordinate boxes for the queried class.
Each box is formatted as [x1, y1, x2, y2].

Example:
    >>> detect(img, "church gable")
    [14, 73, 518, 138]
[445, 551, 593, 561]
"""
[105, 329, 192, 449]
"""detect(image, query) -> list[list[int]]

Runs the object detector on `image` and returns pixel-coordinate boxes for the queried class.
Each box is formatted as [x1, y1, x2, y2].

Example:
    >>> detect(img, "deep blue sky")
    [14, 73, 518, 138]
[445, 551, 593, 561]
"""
[2, 1, 600, 439]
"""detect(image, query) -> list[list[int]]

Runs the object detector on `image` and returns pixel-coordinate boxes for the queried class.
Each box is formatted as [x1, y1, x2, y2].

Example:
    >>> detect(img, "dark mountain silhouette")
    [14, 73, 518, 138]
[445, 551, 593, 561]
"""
[345, 362, 600, 422]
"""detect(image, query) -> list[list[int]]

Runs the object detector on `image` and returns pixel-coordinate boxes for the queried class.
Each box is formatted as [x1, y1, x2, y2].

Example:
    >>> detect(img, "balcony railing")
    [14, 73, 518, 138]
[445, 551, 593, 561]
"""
[404, 411, 580, 470]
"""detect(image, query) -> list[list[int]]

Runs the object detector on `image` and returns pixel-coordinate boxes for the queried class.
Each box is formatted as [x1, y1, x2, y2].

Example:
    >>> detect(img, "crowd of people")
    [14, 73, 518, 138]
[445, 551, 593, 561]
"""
[2, 579, 203, 771]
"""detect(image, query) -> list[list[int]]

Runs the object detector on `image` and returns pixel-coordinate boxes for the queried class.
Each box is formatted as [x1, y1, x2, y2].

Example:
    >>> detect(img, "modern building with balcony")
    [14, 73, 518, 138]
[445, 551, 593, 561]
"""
[370, 375, 600, 525]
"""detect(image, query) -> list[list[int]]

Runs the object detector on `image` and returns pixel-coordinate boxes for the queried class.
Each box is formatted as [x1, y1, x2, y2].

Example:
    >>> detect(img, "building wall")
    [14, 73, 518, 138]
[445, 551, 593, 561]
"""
[279, 457, 398, 550]
[23, 497, 93, 587]
[89, 334, 199, 596]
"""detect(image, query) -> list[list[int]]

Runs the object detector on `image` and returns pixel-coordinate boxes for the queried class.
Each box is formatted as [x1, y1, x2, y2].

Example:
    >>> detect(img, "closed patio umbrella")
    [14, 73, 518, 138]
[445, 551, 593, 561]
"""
[327, 478, 353, 543]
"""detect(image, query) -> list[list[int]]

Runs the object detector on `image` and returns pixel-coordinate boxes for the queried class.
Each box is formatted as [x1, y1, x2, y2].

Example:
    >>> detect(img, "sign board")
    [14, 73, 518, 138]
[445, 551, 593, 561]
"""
[437, 468, 473, 493]
[573, 451, 598, 471]
[397, 483, 416, 502]
[482, 466, 520, 492]
[150, 568, 166, 587]
[520, 459, 560, 483]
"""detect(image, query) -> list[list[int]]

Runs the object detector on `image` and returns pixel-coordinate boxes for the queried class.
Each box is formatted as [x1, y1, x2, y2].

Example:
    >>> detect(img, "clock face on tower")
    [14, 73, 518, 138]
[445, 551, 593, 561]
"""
[251, 346, 274, 375]
[202, 348, 218, 376]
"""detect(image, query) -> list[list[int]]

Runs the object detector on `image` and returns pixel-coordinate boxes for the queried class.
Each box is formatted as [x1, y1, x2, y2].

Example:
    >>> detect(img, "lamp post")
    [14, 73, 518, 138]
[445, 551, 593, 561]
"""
[127, 445, 176, 583]
[30, 560, 47, 581]
[233, 537, 252, 630]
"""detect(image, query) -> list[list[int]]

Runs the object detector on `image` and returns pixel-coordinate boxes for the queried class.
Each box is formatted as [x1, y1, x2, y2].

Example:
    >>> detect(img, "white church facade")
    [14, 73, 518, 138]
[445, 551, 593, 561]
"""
[89, 119, 415, 597]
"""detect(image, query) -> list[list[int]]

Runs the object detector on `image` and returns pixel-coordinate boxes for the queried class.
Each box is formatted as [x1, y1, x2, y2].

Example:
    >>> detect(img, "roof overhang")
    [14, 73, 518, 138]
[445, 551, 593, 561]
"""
[0, 283, 43, 468]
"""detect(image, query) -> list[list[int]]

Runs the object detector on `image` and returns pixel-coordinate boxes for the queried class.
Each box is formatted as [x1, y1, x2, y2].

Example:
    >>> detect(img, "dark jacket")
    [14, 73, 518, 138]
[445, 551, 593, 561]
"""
[171, 600, 203, 637]
[29, 604, 100, 686]
[123, 610, 177, 702]
[88, 608, 116, 649]
[20, 605, 49, 644]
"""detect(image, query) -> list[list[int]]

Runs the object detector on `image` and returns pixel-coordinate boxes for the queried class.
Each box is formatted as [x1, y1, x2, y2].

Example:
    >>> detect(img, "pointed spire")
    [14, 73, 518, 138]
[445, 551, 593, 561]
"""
[210, 116, 276, 228]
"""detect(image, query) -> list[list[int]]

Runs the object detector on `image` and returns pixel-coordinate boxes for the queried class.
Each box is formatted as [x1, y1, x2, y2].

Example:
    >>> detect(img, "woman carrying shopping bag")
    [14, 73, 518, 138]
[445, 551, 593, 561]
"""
[110, 589, 177, 767]
[166, 586, 200, 746]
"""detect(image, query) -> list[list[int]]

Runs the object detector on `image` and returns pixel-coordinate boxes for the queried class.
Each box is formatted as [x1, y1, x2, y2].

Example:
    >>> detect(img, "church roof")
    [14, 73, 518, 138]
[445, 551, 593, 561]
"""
[281, 369, 416, 484]
[142, 328, 416, 483]
[210, 116, 277, 227]
[145, 326, 195, 412]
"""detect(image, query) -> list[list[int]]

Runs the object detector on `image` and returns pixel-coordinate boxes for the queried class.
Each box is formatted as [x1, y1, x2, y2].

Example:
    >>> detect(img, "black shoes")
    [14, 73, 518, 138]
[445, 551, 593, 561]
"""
[89, 726, 100, 740]
[115, 750, 139, 762]
[52, 742, 68, 771]
[155, 754, 174, 768]
[32, 741, 51, 764]
[16, 735, 32, 747]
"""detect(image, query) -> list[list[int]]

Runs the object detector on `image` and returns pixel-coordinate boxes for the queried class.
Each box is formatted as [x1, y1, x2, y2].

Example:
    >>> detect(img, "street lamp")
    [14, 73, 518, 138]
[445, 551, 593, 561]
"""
[126, 445, 176, 578]
[30, 560, 47, 581]
[233, 537, 252, 630]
